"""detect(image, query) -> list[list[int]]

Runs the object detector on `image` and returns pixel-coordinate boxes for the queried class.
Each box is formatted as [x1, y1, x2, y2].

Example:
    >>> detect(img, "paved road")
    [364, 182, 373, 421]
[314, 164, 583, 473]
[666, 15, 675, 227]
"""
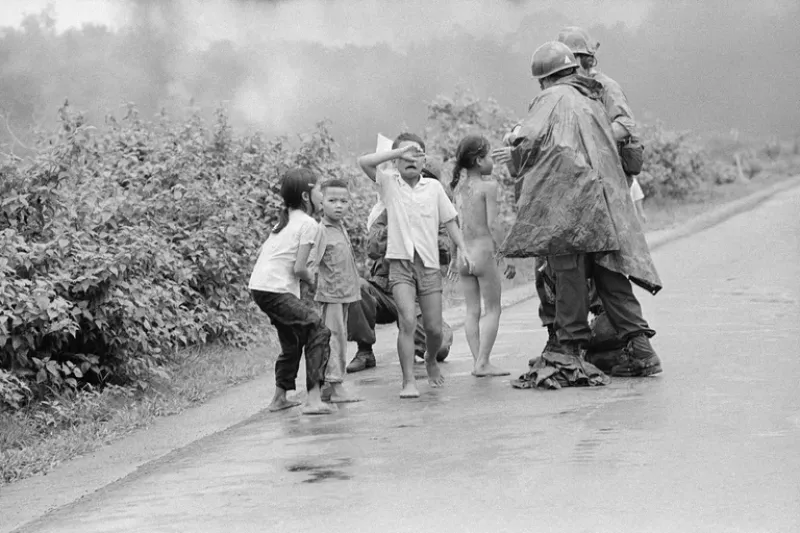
[14, 187, 800, 533]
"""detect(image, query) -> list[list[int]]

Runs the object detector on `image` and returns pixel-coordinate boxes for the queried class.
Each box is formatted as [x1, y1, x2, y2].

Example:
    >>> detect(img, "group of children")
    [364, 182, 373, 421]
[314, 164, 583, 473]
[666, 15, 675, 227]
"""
[248, 132, 515, 414]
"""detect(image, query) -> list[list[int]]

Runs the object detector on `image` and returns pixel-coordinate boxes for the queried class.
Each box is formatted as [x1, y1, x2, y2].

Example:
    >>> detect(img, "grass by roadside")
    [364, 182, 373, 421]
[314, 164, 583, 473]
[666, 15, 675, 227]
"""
[1, 170, 796, 487]
[0, 331, 276, 485]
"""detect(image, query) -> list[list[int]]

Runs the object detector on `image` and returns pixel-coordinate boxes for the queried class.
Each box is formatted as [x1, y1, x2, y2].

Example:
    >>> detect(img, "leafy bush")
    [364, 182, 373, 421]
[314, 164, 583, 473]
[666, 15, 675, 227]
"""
[1, 103, 371, 402]
[0, 369, 31, 410]
[710, 161, 739, 185]
[638, 122, 718, 199]
[424, 88, 518, 229]
[761, 138, 781, 161]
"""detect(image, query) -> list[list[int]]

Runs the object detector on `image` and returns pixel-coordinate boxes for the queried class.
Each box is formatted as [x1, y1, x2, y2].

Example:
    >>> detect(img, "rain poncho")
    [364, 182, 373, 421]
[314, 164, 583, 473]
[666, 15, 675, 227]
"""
[593, 70, 637, 139]
[499, 74, 662, 294]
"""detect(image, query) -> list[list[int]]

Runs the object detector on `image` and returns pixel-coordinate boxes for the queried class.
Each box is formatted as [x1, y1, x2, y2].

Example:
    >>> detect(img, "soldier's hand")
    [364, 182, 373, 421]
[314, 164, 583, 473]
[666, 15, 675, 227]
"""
[492, 147, 512, 165]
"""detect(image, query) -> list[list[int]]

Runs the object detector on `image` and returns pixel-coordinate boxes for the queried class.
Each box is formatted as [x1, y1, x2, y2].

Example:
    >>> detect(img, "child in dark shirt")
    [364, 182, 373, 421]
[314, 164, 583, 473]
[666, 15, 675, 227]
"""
[312, 179, 363, 403]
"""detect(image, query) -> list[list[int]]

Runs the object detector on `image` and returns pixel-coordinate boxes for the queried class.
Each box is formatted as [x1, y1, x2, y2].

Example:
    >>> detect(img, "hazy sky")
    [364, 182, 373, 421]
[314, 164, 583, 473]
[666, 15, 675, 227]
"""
[1, 0, 798, 152]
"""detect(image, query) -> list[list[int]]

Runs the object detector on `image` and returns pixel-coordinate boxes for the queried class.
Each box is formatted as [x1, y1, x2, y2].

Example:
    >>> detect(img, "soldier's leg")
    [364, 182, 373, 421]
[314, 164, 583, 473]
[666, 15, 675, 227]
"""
[535, 257, 557, 327]
[591, 261, 661, 377]
[548, 253, 592, 349]
[437, 319, 454, 362]
[347, 279, 377, 347]
[345, 279, 379, 373]
[588, 278, 605, 316]
[534, 257, 561, 355]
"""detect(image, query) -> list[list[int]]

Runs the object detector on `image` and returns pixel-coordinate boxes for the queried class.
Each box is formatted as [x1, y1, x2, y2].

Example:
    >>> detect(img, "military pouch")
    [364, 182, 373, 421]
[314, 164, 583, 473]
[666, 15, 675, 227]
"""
[619, 138, 644, 176]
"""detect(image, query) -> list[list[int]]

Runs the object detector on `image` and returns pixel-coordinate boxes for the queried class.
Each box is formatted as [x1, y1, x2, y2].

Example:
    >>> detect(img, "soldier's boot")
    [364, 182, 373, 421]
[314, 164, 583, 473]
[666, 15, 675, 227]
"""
[346, 345, 377, 373]
[584, 348, 624, 373]
[610, 334, 662, 377]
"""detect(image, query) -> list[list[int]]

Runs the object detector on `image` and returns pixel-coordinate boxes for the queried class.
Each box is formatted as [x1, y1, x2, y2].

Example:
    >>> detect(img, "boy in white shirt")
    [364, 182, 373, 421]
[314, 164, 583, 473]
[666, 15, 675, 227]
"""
[357, 133, 474, 398]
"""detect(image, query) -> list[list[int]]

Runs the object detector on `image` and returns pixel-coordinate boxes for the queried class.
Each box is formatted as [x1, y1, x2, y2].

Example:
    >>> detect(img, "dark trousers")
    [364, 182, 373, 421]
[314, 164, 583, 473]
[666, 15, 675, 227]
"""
[536, 259, 606, 327]
[548, 253, 655, 345]
[535, 257, 557, 327]
[347, 278, 452, 358]
[251, 290, 330, 392]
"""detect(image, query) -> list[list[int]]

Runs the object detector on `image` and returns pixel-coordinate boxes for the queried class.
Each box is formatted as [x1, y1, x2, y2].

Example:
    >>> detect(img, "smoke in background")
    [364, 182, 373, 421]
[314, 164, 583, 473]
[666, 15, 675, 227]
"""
[0, 0, 798, 153]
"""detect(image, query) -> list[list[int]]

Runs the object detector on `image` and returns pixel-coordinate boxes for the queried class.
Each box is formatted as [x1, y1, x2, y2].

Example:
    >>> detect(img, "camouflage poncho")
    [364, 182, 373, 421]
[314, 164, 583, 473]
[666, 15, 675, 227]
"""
[499, 74, 662, 294]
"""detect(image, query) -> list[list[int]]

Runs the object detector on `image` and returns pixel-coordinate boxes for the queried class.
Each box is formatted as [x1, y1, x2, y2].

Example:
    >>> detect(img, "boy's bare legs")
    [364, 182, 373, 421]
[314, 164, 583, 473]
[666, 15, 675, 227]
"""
[418, 291, 445, 387]
[461, 275, 482, 363]
[393, 283, 421, 398]
[268, 387, 301, 412]
[473, 264, 508, 377]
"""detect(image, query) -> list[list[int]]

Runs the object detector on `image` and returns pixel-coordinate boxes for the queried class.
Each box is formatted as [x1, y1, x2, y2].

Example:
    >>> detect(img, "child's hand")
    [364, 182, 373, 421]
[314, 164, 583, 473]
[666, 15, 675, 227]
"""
[492, 147, 512, 165]
[398, 144, 424, 162]
[459, 251, 476, 277]
[447, 258, 460, 281]
[504, 264, 516, 280]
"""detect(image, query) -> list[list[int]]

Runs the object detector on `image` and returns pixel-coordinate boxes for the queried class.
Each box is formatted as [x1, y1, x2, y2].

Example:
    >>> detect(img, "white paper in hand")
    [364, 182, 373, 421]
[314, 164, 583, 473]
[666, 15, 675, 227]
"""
[376, 133, 393, 172]
[370, 133, 392, 219]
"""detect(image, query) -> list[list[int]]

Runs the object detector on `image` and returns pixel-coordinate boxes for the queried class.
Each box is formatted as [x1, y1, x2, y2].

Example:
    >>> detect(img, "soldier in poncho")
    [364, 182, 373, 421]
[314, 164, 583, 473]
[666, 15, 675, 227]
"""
[533, 27, 649, 374]
[494, 42, 663, 389]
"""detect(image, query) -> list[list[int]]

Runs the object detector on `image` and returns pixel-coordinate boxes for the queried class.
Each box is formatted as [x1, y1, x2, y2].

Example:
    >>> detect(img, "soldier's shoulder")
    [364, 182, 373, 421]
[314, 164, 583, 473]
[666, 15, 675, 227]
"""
[593, 71, 624, 92]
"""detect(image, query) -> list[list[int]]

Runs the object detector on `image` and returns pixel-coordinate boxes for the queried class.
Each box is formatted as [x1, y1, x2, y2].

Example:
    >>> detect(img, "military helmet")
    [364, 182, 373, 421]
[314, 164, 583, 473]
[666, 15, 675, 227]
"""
[557, 26, 599, 56]
[530, 41, 578, 79]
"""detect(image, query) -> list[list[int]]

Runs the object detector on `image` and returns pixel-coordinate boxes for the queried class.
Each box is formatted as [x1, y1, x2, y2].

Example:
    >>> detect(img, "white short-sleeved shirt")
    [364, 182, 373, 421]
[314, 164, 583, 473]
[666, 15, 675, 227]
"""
[248, 210, 319, 297]
[376, 169, 457, 269]
[630, 177, 644, 202]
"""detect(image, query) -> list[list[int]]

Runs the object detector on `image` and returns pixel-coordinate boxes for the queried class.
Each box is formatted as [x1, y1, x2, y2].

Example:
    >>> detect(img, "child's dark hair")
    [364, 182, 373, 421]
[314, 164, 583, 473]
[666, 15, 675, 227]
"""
[392, 132, 426, 152]
[321, 179, 349, 194]
[273, 168, 318, 234]
[451, 135, 491, 190]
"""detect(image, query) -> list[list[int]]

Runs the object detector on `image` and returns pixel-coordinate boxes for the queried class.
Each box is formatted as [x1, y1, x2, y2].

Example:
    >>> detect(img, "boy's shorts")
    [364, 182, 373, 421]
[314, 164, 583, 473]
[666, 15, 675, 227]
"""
[388, 253, 442, 296]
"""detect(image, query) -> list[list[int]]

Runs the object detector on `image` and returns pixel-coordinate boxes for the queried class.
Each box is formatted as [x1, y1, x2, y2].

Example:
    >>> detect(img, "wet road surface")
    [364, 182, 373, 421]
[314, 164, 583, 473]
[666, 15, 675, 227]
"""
[14, 188, 800, 532]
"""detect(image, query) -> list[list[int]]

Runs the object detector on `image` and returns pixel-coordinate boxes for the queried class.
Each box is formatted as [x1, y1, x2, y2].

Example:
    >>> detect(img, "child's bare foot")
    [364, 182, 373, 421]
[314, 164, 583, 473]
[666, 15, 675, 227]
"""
[303, 384, 335, 414]
[268, 397, 301, 412]
[268, 388, 301, 412]
[472, 363, 510, 377]
[326, 382, 363, 403]
[301, 399, 336, 415]
[400, 380, 420, 398]
[425, 356, 445, 387]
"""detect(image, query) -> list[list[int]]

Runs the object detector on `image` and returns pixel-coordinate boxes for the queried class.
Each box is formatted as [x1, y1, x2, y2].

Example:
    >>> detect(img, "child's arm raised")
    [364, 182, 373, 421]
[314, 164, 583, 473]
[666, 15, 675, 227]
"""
[357, 144, 422, 181]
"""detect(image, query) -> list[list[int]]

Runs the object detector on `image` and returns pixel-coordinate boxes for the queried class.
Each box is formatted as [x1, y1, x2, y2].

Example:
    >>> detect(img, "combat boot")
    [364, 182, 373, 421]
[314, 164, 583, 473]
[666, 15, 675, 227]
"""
[346, 349, 376, 373]
[610, 334, 662, 377]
